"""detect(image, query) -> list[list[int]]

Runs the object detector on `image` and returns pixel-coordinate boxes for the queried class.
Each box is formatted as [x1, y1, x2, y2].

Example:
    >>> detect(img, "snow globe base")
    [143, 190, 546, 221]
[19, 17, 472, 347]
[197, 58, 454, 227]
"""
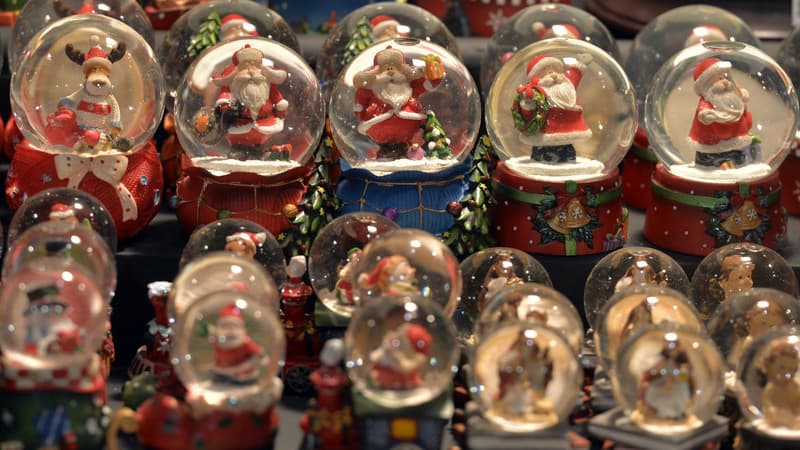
[490, 162, 626, 256]
[779, 149, 800, 216]
[621, 144, 657, 210]
[5, 140, 163, 240]
[108, 394, 279, 450]
[314, 298, 352, 329]
[352, 387, 452, 450]
[644, 164, 785, 256]
[335, 159, 471, 235]
[588, 408, 728, 450]
[175, 157, 310, 236]
[590, 366, 617, 413]
[465, 401, 570, 449]
[738, 420, 800, 450]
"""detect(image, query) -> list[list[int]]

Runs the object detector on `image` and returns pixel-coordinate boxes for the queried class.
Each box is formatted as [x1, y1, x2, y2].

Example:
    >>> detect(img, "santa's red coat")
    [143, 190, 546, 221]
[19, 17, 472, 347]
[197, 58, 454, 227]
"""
[213, 338, 261, 379]
[370, 363, 422, 389]
[689, 99, 752, 151]
[354, 76, 438, 144]
[217, 84, 287, 147]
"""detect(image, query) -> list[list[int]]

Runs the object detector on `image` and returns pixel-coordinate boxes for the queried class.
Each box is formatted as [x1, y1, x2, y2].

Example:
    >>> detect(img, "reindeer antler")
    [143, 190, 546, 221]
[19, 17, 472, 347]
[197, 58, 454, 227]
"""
[108, 42, 126, 64]
[64, 44, 85, 65]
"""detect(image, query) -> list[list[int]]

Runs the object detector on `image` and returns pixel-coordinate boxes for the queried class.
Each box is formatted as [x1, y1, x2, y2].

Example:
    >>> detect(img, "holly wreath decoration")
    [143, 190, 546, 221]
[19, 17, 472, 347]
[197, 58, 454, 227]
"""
[512, 87, 548, 136]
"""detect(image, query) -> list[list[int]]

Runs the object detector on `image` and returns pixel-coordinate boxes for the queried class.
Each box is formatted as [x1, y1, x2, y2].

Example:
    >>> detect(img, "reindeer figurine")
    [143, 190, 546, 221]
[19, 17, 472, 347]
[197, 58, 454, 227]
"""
[57, 38, 130, 153]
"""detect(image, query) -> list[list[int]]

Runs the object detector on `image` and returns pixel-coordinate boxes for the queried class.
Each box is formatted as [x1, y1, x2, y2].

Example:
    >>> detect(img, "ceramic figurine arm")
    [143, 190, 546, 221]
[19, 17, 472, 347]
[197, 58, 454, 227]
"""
[108, 95, 122, 137]
[58, 89, 81, 110]
[270, 86, 288, 119]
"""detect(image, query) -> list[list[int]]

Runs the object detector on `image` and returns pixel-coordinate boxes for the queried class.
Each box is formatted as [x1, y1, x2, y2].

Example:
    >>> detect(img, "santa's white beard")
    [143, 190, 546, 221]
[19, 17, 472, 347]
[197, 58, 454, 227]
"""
[540, 73, 579, 111]
[231, 76, 269, 120]
[705, 84, 745, 123]
[215, 331, 243, 349]
[373, 75, 412, 110]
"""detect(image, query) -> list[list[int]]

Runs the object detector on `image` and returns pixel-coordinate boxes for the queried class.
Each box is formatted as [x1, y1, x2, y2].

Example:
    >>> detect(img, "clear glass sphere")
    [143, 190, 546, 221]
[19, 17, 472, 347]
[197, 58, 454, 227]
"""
[0, 264, 106, 370]
[737, 326, 800, 437]
[625, 5, 761, 126]
[595, 285, 703, 372]
[707, 288, 800, 371]
[351, 228, 461, 316]
[690, 243, 798, 321]
[316, 2, 459, 94]
[614, 324, 724, 434]
[174, 36, 324, 175]
[474, 283, 583, 356]
[179, 218, 286, 287]
[329, 38, 479, 173]
[171, 289, 285, 411]
[308, 212, 399, 318]
[486, 38, 636, 180]
[11, 14, 165, 154]
[159, 0, 299, 112]
[8, 0, 156, 71]
[471, 322, 581, 432]
[8, 187, 117, 252]
[453, 247, 552, 347]
[584, 246, 690, 330]
[644, 42, 799, 182]
[3, 221, 117, 303]
[480, 4, 619, 95]
[344, 295, 458, 408]
[776, 27, 800, 98]
[170, 252, 279, 322]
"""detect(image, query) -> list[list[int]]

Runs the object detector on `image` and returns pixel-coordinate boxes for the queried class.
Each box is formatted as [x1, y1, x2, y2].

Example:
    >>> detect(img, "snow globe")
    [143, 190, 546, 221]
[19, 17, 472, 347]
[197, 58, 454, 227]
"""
[316, 2, 459, 97]
[157, 0, 298, 193]
[467, 322, 581, 446]
[8, 14, 165, 239]
[643, 42, 798, 255]
[736, 326, 800, 448]
[485, 38, 636, 255]
[169, 252, 280, 323]
[329, 38, 480, 235]
[453, 247, 552, 347]
[473, 283, 583, 356]
[308, 211, 399, 325]
[7, 187, 117, 252]
[174, 36, 325, 236]
[480, 3, 619, 96]
[584, 246, 691, 331]
[690, 242, 798, 321]
[775, 28, 800, 216]
[707, 288, 800, 376]
[344, 295, 458, 448]
[108, 289, 284, 450]
[350, 228, 461, 316]
[0, 265, 109, 449]
[179, 218, 287, 288]
[622, 5, 761, 209]
[589, 325, 727, 447]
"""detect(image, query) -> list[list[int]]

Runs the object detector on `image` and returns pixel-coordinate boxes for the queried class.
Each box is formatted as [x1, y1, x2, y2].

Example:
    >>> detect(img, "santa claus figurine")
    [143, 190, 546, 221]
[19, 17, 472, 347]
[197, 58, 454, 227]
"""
[684, 25, 728, 48]
[636, 339, 695, 423]
[689, 58, 756, 169]
[210, 304, 263, 385]
[353, 46, 444, 160]
[224, 231, 267, 260]
[531, 22, 581, 41]
[357, 254, 419, 297]
[369, 15, 404, 41]
[48, 203, 80, 225]
[201, 44, 290, 161]
[369, 323, 432, 389]
[513, 53, 593, 163]
[220, 14, 258, 41]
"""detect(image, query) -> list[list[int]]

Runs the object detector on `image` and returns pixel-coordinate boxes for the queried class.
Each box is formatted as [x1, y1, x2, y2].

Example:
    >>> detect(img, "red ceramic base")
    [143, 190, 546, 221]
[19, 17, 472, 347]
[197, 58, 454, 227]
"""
[5, 140, 164, 239]
[461, 0, 571, 36]
[779, 146, 800, 216]
[644, 164, 785, 256]
[175, 156, 310, 236]
[621, 145, 657, 210]
[490, 162, 626, 256]
[4, 116, 21, 160]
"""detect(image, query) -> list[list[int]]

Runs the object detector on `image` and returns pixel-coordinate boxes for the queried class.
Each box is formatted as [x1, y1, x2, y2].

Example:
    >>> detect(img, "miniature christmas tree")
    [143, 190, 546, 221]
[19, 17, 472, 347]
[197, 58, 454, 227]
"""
[187, 11, 222, 60]
[441, 136, 496, 257]
[342, 15, 373, 67]
[422, 111, 455, 159]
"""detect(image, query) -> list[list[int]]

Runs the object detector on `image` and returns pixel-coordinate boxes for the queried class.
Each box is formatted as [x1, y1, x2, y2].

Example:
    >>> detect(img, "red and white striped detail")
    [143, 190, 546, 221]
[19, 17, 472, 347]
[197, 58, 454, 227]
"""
[0, 355, 104, 394]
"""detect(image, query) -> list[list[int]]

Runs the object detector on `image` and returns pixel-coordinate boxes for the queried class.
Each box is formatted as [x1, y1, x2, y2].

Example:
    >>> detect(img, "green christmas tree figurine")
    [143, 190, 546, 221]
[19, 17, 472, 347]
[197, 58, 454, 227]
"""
[187, 11, 222, 60]
[342, 15, 373, 67]
[422, 111, 455, 159]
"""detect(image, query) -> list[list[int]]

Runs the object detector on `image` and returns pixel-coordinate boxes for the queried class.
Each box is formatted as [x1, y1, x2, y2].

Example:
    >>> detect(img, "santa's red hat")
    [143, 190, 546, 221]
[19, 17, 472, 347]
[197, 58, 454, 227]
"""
[693, 57, 732, 96]
[77, 3, 95, 14]
[83, 45, 112, 73]
[526, 54, 564, 81]
[359, 255, 408, 289]
[226, 231, 267, 248]
[532, 22, 580, 40]
[49, 203, 75, 220]
[221, 13, 257, 36]
[370, 15, 399, 37]
[218, 303, 244, 325]
[684, 24, 727, 48]
[405, 324, 431, 355]
[232, 44, 263, 66]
